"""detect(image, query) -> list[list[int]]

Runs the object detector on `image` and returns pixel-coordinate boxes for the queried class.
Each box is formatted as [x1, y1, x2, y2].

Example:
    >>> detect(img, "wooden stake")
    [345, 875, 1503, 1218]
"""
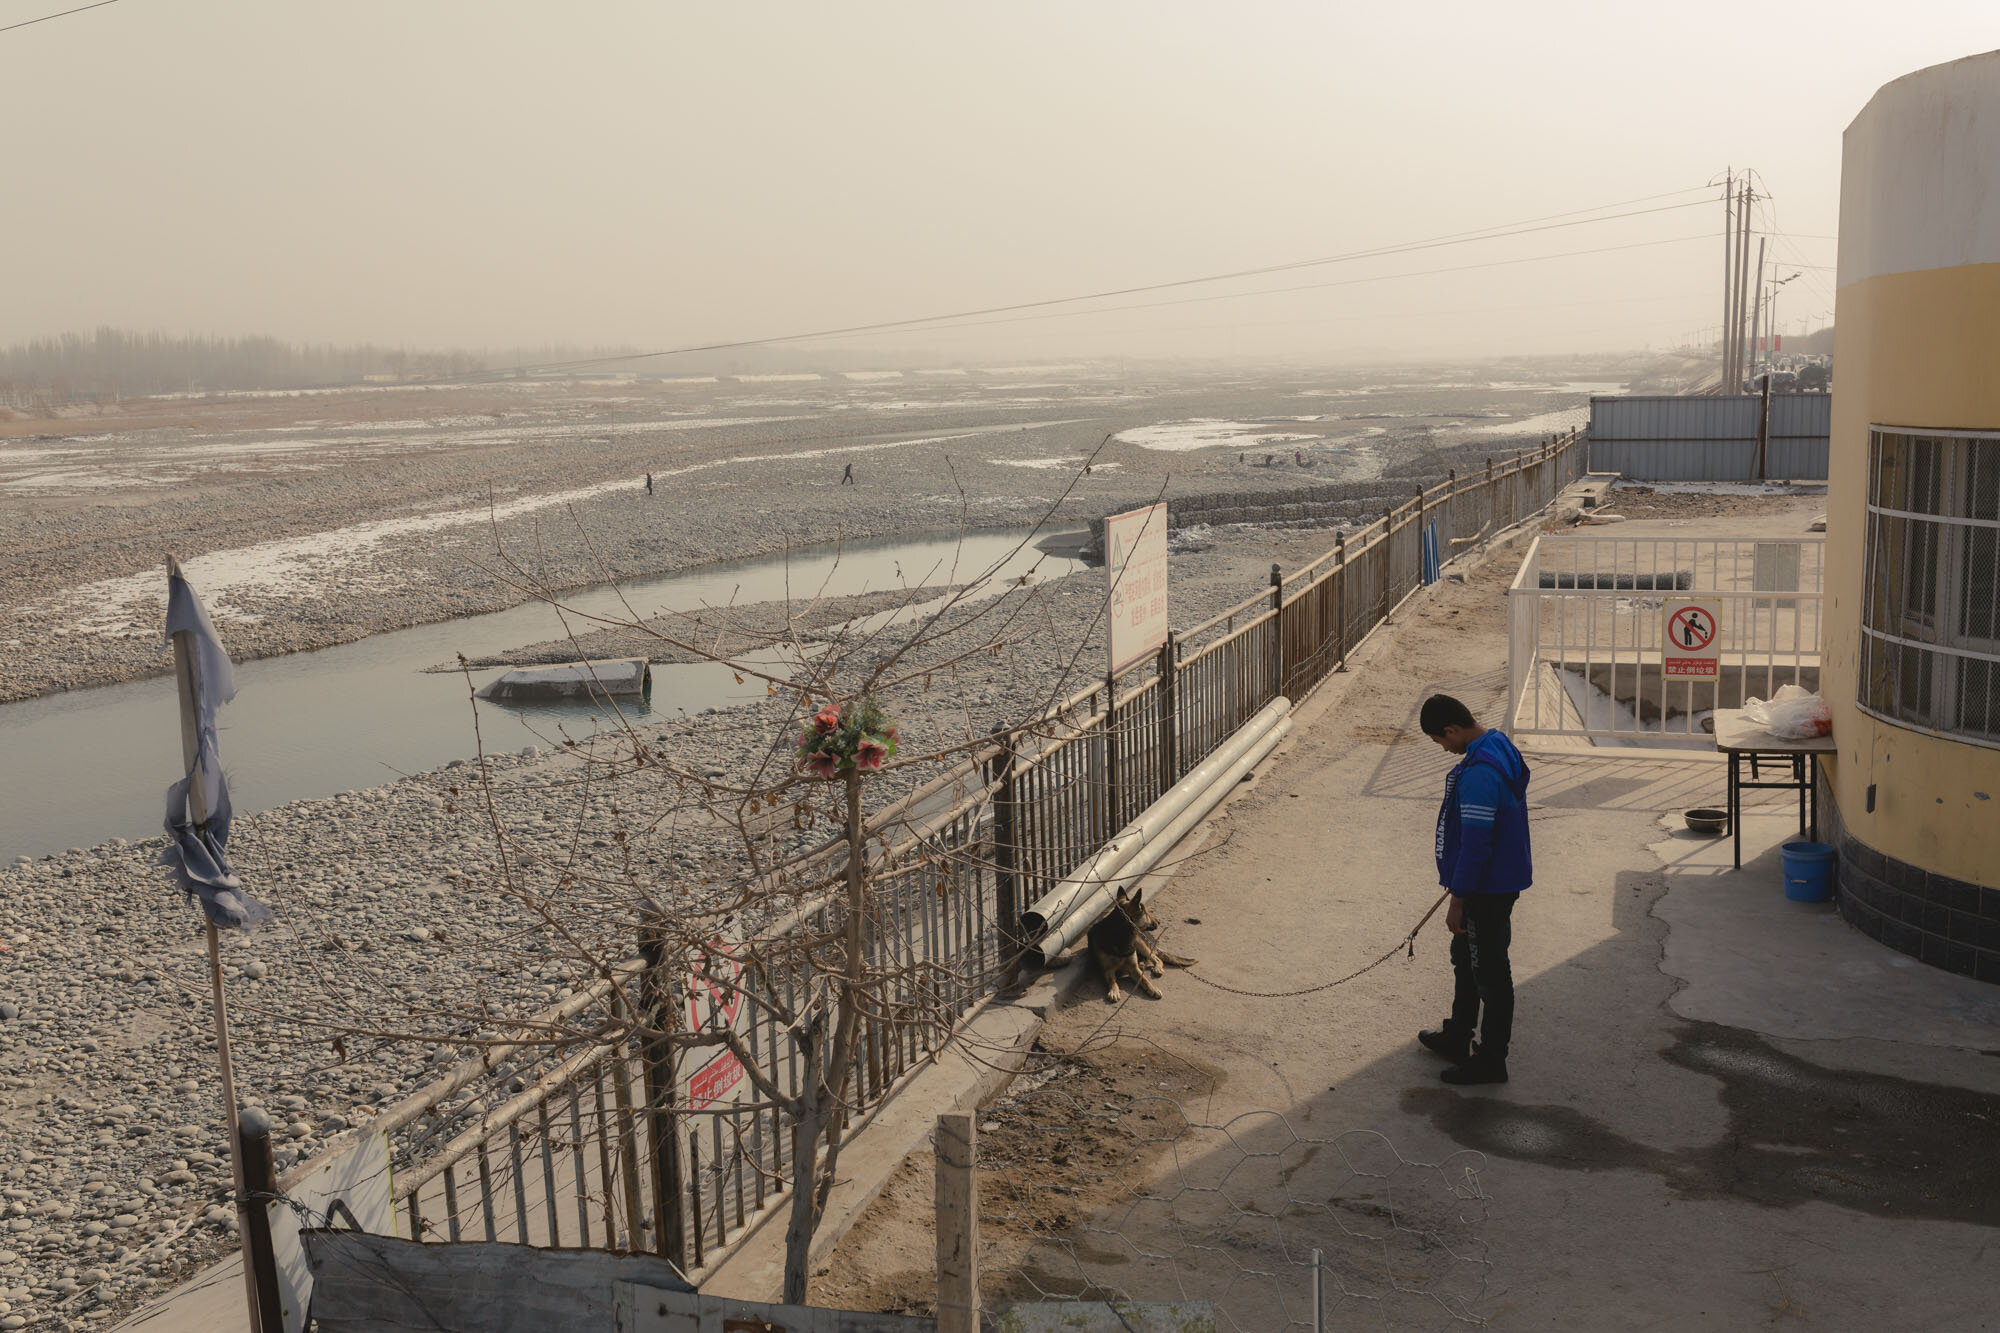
[934, 1113, 977, 1333]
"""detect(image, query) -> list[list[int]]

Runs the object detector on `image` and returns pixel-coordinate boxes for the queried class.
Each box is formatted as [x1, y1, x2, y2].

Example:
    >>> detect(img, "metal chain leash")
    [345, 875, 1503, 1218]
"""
[1178, 891, 1451, 1000]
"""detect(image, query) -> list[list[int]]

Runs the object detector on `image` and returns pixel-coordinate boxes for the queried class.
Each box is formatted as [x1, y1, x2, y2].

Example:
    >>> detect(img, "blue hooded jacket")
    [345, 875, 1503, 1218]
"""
[1434, 729, 1532, 896]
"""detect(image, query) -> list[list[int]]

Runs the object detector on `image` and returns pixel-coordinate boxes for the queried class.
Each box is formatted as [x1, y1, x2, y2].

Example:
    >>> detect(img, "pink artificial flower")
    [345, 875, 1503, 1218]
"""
[854, 738, 887, 770]
[805, 751, 841, 778]
[813, 704, 843, 734]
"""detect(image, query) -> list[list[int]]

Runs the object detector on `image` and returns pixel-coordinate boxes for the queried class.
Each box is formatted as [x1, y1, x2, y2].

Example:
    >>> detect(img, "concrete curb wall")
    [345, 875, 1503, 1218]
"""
[1084, 479, 1426, 554]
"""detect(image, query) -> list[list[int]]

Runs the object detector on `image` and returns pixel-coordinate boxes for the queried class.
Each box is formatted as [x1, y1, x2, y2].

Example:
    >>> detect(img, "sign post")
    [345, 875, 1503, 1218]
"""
[1662, 600, 1722, 681]
[1105, 504, 1169, 674]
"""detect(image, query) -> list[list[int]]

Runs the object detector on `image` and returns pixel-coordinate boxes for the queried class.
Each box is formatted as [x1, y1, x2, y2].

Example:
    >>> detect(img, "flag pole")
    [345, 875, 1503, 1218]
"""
[167, 555, 262, 1330]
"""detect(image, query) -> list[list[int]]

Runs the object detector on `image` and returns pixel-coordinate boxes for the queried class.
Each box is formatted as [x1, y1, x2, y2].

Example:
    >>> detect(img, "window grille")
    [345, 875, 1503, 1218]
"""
[1861, 428, 2000, 745]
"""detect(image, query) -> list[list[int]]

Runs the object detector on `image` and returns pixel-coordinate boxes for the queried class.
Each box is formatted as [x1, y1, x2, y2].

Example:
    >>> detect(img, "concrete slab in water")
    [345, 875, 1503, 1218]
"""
[475, 657, 650, 702]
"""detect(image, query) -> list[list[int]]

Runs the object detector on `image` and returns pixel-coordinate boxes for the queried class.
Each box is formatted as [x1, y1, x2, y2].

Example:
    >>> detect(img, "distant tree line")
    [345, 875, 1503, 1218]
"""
[0, 328, 641, 405]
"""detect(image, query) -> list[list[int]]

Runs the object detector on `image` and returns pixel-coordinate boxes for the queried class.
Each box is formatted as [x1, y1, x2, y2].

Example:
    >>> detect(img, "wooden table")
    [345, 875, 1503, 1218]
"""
[1711, 709, 1837, 868]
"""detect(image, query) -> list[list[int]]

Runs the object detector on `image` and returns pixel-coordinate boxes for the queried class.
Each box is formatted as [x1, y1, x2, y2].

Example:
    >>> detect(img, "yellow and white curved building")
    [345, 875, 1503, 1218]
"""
[1822, 50, 2000, 982]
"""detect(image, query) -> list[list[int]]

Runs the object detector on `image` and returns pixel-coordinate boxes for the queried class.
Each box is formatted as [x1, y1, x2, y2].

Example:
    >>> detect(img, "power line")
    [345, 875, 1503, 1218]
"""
[790, 233, 1717, 343]
[1746, 176, 1839, 331]
[0, 0, 122, 36]
[431, 187, 1721, 383]
[969, 289, 1710, 345]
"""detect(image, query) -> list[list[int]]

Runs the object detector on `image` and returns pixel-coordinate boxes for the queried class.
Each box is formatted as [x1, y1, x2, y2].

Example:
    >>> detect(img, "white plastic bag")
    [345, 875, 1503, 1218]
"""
[1742, 683, 1832, 740]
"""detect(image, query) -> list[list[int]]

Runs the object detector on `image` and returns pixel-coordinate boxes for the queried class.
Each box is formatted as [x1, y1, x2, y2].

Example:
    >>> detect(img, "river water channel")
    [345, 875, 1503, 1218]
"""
[1, 527, 1082, 862]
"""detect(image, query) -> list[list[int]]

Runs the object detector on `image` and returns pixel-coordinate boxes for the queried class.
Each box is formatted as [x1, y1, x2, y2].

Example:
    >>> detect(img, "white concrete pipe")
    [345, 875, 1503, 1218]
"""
[1020, 696, 1292, 941]
[1025, 704, 1293, 969]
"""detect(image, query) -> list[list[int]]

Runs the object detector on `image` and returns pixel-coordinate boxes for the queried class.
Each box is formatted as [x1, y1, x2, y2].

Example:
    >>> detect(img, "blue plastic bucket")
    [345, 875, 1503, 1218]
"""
[1780, 841, 1836, 902]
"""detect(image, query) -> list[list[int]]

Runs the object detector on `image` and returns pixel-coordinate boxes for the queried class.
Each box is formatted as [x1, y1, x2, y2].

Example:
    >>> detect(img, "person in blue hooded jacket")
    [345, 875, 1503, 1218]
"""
[1418, 693, 1531, 1085]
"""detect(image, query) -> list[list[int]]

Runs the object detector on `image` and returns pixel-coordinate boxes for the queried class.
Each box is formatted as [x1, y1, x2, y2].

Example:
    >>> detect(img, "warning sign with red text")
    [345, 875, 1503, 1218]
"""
[1105, 503, 1169, 674]
[1662, 600, 1722, 680]
[680, 935, 749, 1112]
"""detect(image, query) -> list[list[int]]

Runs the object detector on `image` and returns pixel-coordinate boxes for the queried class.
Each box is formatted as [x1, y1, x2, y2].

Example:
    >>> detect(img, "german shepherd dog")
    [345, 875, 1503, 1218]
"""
[1087, 887, 1198, 1003]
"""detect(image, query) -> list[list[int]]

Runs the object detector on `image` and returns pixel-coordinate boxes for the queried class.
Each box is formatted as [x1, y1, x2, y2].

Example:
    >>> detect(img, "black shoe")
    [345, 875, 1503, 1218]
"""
[1418, 1028, 1473, 1063]
[1440, 1056, 1508, 1085]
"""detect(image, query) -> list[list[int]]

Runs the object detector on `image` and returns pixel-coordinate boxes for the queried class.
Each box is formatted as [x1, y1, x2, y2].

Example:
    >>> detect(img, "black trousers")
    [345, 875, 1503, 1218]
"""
[1446, 892, 1518, 1062]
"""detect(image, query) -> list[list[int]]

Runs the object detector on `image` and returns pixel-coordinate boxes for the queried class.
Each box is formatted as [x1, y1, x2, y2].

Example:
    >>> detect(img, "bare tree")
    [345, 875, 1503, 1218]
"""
[254, 457, 1123, 1300]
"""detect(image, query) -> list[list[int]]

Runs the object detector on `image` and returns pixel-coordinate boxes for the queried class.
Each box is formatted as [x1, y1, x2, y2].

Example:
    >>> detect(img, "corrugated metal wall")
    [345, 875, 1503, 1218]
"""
[1588, 394, 1830, 481]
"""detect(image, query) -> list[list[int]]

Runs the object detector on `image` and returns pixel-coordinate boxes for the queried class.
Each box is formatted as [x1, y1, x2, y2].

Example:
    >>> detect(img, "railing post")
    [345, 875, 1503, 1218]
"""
[1333, 531, 1349, 672]
[1103, 669, 1120, 834]
[1380, 509, 1394, 624]
[637, 926, 686, 1270]
[237, 1109, 285, 1333]
[610, 1044, 647, 1250]
[1268, 562, 1284, 699]
[1157, 631, 1179, 787]
[988, 724, 1021, 970]
[1485, 456, 1495, 541]
[686, 1130, 704, 1270]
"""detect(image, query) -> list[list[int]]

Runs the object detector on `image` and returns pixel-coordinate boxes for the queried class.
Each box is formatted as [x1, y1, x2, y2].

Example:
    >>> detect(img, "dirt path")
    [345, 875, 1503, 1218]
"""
[812, 1041, 1222, 1318]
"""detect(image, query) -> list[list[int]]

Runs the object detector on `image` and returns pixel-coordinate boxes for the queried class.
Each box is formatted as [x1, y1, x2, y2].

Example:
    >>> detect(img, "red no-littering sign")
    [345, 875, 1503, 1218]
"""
[681, 936, 750, 1112]
[1663, 600, 1722, 680]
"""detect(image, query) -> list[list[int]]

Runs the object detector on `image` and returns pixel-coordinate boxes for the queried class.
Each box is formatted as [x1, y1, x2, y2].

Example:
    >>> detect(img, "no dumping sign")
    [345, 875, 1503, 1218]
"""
[1662, 600, 1722, 680]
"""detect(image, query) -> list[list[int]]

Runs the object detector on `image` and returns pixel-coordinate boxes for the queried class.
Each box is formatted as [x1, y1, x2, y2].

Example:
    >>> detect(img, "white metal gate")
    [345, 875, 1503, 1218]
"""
[1507, 535, 1825, 745]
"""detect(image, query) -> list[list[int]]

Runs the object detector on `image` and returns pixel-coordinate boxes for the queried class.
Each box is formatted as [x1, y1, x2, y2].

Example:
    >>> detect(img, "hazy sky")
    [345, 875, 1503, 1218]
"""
[4, 1, 1995, 363]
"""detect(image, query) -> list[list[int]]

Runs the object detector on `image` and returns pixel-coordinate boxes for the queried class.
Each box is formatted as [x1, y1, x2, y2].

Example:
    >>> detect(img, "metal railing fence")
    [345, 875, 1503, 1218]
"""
[1506, 535, 1826, 742]
[278, 430, 1588, 1282]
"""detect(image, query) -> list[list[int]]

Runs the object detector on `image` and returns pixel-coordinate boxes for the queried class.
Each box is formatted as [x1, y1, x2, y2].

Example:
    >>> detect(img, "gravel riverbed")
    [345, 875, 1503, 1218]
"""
[1, 368, 1592, 703]
[0, 364, 1606, 1326]
[0, 518, 1350, 1330]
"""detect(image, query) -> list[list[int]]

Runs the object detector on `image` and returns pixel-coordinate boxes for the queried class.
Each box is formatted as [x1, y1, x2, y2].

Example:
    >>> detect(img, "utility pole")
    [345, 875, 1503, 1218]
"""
[1720, 171, 1735, 388]
[1733, 180, 1754, 391]
[1746, 236, 1767, 386]
[1769, 271, 1799, 367]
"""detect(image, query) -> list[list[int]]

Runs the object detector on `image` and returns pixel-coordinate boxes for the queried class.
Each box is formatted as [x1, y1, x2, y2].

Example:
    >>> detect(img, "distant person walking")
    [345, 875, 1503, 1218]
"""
[644, 472, 654, 496]
[1417, 693, 1532, 1086]
[840, 462, 855, 485]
